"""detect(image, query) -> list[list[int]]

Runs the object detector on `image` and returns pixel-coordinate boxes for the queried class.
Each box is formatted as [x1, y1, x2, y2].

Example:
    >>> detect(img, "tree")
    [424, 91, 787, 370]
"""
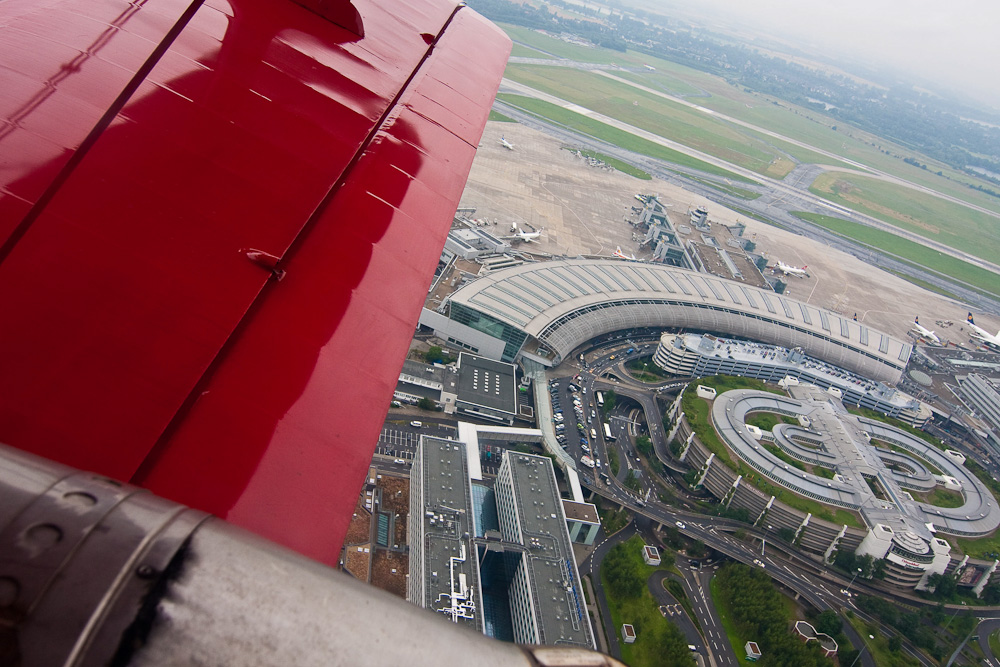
[636, 435, 652, 457]
[928, 573, 958, 599]
[604, 389, 617, 412]
[832, 549, 857, 573]
[814, 610, 841, 636]
[424, 346, 445, 364]
[417, 397, 437, 411]
[857, 553, 877, 579]
[687, 539, 708, 559]
[888, 635, 902, 652]
[982, 579, 1000, 605]
[928, 603, 946, 625]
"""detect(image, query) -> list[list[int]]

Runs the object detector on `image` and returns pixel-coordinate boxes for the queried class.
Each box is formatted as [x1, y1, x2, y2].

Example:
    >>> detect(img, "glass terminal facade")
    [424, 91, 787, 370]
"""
[449, 302, 527, 362]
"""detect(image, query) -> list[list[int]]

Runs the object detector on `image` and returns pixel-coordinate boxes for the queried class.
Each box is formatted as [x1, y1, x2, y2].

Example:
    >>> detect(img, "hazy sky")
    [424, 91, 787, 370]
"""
[653, 0, 1000, 111]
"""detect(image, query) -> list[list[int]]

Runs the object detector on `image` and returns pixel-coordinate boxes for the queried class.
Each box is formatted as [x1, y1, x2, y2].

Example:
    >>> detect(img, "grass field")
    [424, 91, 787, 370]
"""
[567, 147, 651, 179]
[509, 42, 554, 59]
[915, 487, 965, 509]
[682, 174, 761, 200]
[497, 23, 1000, 221]
[488, 109, 516, 122]
[744, 413, 797, 431]
[809, 172, 1000, 265]
[956, 530, 1000, 561]
[792, 211, 1000, 299]
[611, 68, 705, 97]
[497, 93, 752, 182]
[504, 64, 793, 177]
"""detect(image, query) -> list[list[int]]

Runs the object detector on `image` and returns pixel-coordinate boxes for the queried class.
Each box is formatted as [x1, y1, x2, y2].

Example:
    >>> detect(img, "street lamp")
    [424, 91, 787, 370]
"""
[845, 567, 863, 595]
[943, 601, 968, 631]
[761, 524, 773, 556]
[848, 634, 873, 667]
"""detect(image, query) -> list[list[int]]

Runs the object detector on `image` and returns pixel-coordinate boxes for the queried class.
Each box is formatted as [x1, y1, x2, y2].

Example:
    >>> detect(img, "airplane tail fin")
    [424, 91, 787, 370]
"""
[968, 312, 975, 324]
[915, 316, 919, 324]
[802, 265, 808, 270]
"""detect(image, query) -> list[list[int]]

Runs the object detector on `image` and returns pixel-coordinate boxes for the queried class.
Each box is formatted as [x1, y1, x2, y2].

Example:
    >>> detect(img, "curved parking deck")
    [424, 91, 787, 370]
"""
[711, 387, 1000, 538]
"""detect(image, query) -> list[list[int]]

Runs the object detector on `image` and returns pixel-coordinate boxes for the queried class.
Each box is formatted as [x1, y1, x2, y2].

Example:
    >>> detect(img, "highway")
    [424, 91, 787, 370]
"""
[549, 342, 1000, 667]
[381, 345, 999, 665]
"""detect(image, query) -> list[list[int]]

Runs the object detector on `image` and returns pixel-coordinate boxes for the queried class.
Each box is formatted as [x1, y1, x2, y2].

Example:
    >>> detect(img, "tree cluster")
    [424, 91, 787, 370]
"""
[603, 542, 643, 599]
[854, 595, 951, 660]
[715, 563, 832, 667]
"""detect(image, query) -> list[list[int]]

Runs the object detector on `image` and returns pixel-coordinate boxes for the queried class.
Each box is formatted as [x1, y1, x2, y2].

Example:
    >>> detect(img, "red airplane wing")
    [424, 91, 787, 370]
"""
[0, 0, 510, 565]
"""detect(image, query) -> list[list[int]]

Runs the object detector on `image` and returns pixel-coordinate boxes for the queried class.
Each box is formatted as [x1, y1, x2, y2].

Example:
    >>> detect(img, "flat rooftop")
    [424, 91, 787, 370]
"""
[562, 499, 599, 524]
[457, 352, 517, 414]
[503, 452, 593, 648]
[415, 436, 480, 630]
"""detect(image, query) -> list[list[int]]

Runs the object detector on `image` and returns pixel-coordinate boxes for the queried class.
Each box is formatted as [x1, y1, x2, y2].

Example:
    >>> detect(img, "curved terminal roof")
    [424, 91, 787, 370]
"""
[712, 388, 1000, 537]
[448, 260, 910, 382]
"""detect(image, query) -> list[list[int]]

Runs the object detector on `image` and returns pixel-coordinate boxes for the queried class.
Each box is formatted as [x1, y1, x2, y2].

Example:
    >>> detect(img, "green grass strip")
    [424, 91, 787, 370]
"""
[488, 109, 516, 122]
[792, 211, 1000, 299]
[566, 147, 652, 180]
[497, 93, 754, 183]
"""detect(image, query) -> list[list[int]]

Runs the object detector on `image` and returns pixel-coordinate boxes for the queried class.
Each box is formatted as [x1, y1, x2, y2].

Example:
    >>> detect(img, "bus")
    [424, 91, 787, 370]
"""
[603, 423, 615, 442]
[595, 391, 604, 408]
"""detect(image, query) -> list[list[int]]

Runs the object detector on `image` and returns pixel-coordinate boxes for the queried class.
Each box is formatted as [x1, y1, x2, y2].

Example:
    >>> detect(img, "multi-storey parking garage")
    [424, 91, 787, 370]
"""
[711, 385, 1000, 589]
[430, 259, 911, 383]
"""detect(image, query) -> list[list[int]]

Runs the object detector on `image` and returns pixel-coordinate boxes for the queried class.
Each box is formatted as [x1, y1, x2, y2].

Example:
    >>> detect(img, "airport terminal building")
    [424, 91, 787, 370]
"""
[421, 259, 911, 384]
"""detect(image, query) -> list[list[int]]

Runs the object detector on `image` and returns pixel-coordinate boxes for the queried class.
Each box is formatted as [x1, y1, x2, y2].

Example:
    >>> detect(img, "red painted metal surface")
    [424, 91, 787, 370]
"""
[0, 0, 510, 565]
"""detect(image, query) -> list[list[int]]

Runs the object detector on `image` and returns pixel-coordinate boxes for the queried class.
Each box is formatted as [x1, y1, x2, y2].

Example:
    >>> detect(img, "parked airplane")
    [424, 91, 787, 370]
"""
[506, 223, 542, 242]
[771, 260, 809, 277]
[968, 313, 1000, 349]
[911, 317, 941, 344]
[499, 135, 515, 150]
[613, 246, 636, 260]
